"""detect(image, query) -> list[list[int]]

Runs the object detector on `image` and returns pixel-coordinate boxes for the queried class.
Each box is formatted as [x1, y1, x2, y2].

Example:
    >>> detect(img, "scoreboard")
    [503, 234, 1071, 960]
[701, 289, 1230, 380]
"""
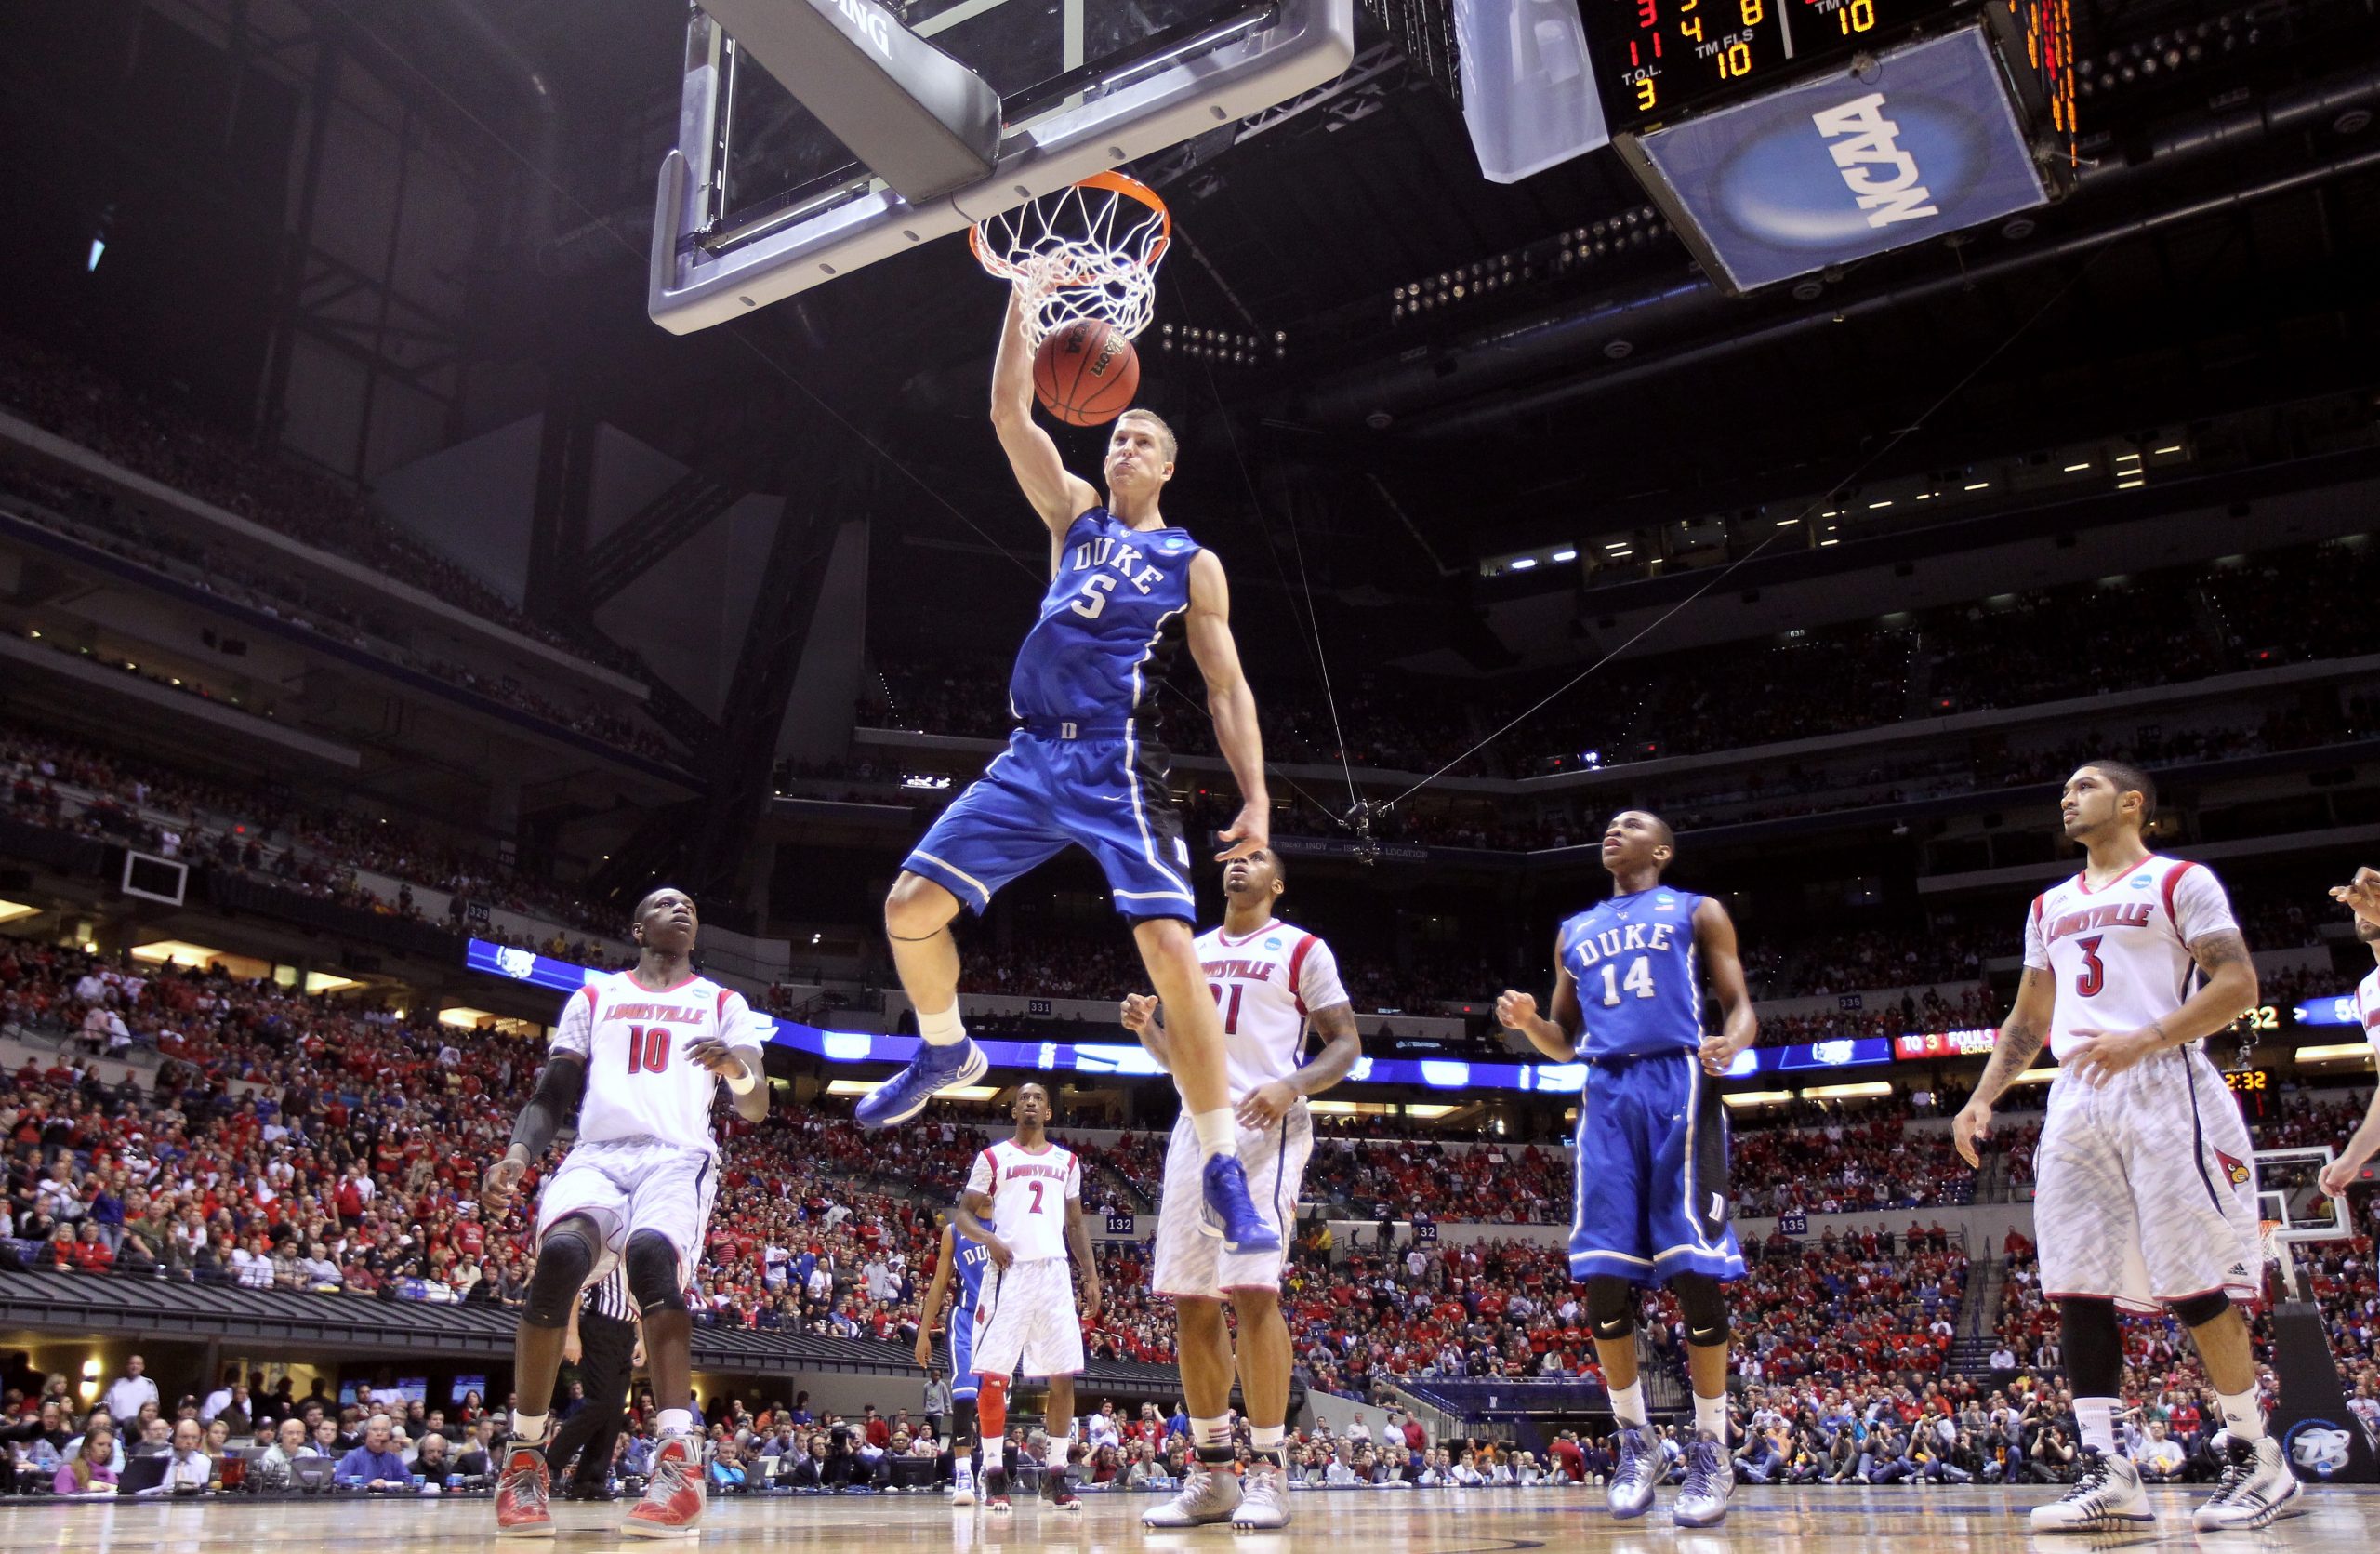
[1580, 0, 1980, 133]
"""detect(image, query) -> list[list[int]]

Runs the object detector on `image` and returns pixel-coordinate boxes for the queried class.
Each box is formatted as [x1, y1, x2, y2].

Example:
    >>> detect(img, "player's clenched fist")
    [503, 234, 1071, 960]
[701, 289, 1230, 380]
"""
[481, 1149, 529, 1209]
[1119, 993, 1159, 1035]
[1951, 1099, 1992, 1169]
[1494, 990, 1538, 1030]
[2331, 865, 2380, 926]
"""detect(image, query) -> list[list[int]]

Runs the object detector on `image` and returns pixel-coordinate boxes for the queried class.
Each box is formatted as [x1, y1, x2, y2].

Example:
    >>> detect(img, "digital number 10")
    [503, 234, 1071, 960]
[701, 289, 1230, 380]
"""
[1837, 0, 1875, 33]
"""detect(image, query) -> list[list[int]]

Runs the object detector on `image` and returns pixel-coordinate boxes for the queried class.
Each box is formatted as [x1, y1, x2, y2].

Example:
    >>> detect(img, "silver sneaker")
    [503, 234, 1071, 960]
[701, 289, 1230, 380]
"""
[2191, 1436, 2304, 1532]
[2029, 1448, 2153, 1534]
[1144, 1459, 1242, 1527]
[1231, 1461, 1289, 1531]
[1673, 1431, 1735, 1528]
[1608, 1426, 1659, 1520]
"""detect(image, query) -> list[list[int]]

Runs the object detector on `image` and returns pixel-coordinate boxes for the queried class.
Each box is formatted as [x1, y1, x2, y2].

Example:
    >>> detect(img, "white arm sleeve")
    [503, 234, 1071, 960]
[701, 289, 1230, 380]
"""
[1297, 936, 1352, 1016]
[2171, 863, 2241, 946]
[2021, 898, 2049, 972]
[549, 983, 597, 1059]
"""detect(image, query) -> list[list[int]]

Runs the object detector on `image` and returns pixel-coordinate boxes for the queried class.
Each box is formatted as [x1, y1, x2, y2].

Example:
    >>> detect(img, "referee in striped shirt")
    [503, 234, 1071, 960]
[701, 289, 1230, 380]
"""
[548, 1267, 640, 1498]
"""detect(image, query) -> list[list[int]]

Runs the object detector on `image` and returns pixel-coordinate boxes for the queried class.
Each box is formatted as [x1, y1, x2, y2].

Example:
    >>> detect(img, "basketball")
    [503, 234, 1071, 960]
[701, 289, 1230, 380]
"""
[1033, 321, 1140, 426]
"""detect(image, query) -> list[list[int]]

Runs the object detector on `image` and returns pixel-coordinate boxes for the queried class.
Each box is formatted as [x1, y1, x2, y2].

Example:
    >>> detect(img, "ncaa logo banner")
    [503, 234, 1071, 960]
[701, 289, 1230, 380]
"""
[1633, 26, 2048, 293]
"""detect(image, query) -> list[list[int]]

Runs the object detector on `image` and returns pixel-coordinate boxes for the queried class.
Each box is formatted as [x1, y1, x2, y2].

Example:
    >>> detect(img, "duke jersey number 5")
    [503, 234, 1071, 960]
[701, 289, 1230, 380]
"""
[1072, 574, 1117, 619]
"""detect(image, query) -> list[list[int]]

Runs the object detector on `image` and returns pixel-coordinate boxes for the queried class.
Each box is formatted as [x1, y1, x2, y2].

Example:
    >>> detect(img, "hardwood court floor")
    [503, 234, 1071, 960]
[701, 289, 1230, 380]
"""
[4, 1483, 2377, 1553]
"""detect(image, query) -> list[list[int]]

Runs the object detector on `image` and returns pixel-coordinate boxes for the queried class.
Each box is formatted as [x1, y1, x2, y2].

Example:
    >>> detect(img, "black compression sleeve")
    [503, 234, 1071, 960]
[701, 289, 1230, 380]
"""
[509, 1056, 587, 1156]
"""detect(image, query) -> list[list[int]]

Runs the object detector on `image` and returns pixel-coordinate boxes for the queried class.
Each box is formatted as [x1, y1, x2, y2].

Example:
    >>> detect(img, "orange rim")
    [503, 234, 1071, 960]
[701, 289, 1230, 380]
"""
[970, 171, 1171, 277]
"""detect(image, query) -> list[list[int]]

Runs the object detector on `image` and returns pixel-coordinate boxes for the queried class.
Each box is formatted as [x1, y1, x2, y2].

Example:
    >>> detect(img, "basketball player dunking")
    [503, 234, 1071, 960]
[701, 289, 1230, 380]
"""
[2319, 866, 2380, 1201]
[1953, 763, 2299, 1533]
[484, 888, 771, 1539]
[857, 287, 1280, 1259]
[1120, 846, 1361, 1531]
[914, 1210, 998, 1506]
[952, 1082, 1101, 1512]
[1497, 810, 1756, 1528]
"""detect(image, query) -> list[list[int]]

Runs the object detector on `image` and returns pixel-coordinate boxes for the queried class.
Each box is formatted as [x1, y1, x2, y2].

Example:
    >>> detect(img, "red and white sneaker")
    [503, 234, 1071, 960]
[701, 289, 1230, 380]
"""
[624, 1432, 705, 1539]
[495, 1445, 555, 1538]
[986, 1466, 1012, 1512]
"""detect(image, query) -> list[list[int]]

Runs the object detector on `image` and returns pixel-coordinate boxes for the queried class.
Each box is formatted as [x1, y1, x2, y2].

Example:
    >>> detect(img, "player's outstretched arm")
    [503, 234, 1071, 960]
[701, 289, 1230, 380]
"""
[913, 1224, 956, 1368]
[1185, 551, 1269, 861]
[1119, 993, 1174, 1072]
[1692, 897, 1759, 1076]
[484, 1053, 587, 1204]
[1953, 968, 2054, 1165]
[990, 287, 1099, 544]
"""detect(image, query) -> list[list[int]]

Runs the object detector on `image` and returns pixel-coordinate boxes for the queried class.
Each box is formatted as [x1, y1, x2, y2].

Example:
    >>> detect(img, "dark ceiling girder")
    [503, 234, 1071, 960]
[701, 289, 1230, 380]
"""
[576, 467, 755, 609]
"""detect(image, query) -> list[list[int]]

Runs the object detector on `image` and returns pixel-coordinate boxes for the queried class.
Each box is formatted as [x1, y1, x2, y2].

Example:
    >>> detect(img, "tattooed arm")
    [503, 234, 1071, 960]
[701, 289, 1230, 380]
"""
[1952, 966, 2056, 1168]
[2064, 930, 2258, 1088]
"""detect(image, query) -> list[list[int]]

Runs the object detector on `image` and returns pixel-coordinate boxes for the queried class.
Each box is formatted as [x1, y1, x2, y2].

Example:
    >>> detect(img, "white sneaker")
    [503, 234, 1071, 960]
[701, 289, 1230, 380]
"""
[1232, 1461, 1289, 1531]
[951, 1462, 976, 1508]
[2029, 1449, 2154, 1534]
[1672, 1432, 1735, 1528]
[2191, 1435, 2303, 1532]
[1144, 1460, 1241, 1527]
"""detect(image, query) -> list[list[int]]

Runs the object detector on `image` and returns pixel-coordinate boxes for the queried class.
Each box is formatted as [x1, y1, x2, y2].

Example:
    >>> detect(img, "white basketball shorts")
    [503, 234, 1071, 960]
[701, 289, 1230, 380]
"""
[1151, 1099, 1313, 1300]
[2033, 1045, 2262, 1314]
[535, 1136, 719, 1286]
[970, 1255, 1085, 1379]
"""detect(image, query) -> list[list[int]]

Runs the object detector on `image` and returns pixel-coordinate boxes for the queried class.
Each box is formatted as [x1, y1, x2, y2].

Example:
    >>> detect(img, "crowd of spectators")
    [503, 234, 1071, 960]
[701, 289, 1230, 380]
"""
[865, 538, 2377, 790]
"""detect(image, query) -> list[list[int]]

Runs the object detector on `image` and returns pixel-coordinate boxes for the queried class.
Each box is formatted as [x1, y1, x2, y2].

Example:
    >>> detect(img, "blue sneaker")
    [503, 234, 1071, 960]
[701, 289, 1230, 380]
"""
[854, 1037, 987, 1128]
[1198, 1155, 1280, 1255]
[1672, 1430, 1734, 1527]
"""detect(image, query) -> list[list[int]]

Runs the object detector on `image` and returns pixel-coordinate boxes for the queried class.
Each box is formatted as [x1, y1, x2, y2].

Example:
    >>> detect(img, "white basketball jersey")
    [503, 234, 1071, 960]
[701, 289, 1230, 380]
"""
[2022, 855, 2240, 1062]
[1194, 919, 1350, 1098]
[2356, 968, 2380, 1056]
[549, 969, 761, 1153]
[965, 1139, 1079, 1264]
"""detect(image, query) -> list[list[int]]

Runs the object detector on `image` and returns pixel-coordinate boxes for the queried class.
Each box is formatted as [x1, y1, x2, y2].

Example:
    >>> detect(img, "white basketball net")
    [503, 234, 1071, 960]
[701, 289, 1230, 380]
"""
[971, 174, 1170, 349]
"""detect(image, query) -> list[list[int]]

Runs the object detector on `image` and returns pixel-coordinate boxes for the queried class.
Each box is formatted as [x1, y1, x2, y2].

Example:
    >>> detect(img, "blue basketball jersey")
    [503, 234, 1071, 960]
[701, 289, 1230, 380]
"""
[1559, 886, 1708, 1060]
[954, 1219, 995, 1314]
[1008, 507, 1202, 727]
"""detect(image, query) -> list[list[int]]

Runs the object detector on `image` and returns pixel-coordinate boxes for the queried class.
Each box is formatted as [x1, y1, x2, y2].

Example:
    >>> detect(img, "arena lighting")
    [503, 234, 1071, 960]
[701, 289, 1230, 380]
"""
[1552, 550, 1578, 562]
[2294, 1043, 2377, 1068]
[2294, 995, 2360, 1027]
[0, 899, 38, 923]
[128, 938, 223, 969]
[1800, 1082, 1895, 1101]
[2008, 1067, 2059, 1084]
[1722, 1090, 1797, 1108]
[303, 972, 361, 994]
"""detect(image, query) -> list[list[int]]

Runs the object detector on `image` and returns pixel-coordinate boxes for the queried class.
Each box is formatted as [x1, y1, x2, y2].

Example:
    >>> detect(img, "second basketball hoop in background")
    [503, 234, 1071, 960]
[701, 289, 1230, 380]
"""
[1034, 321, 1140, 426]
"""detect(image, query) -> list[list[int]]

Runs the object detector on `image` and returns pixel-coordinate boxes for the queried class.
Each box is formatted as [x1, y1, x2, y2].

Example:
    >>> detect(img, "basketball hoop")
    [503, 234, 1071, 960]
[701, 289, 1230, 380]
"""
[971, 172, 1171, 349]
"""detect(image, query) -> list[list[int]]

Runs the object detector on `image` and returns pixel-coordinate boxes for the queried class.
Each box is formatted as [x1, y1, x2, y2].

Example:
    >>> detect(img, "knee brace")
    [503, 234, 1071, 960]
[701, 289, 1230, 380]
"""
[2059, 1295, 2123, 1399]
[523, 1221, 599, 1329]
[1668, 1273, 1731, 1347]
[1586, 1276, 1637, 1342]
[954, 1397, 978, 1445]
[2169, 1290, 2231, 1329]
[623, 1229, 688, 1319]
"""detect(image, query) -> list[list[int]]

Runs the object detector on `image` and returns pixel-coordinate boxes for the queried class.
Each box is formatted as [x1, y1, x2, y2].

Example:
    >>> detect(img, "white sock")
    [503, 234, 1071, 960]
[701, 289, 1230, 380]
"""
[511, 1412, 549, 1445]
[658, 1408, 694, 1437]
[919, 1004, 965, 1046]
[1693, 1392, 1726, 1440]
[1046, 1433, 1070, 1471]
[2216, 1388, 2264, 1441]
[1191, 1109, 1238, 1161]
[2073, 1396, 2119, 1456]
[982, 1439, 1003, 1469]
[1250, 1425, 1285, 1461]
[1192, 1415, 1232, 1453]
[1609, 1381, 1646, 1429]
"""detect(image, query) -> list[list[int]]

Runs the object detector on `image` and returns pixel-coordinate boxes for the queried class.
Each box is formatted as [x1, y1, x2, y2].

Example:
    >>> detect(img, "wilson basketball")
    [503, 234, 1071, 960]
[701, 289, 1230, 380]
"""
[1033, 321, 1140, 426]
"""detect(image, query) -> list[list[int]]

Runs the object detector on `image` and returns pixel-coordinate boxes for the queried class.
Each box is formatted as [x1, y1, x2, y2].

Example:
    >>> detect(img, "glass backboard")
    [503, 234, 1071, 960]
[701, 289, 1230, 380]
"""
[649, 0, 1355, 333]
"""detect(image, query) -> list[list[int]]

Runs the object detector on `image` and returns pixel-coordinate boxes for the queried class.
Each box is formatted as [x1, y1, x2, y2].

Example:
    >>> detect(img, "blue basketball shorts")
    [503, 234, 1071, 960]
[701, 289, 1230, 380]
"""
[949, 1307, 978, 1401]
[1569, 1049, 1747, 1284]
[902, 729, 1197, 923]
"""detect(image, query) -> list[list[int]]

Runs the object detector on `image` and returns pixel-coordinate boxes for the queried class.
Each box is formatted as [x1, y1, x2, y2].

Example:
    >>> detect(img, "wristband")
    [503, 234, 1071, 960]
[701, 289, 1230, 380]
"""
[726, 1063, 760, 1096]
